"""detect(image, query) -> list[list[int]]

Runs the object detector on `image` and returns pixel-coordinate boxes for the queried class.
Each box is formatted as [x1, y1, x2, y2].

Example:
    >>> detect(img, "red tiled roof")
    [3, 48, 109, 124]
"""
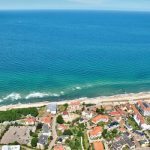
[89, 126, 103, 137]
[93, 141, 104, 150]
[54, 145, 64, 150]
[41, 115, 52, 124]
[92, 115, 109, 124]
[63, 111, 69, 115]
[58, 124, 68, 130]
[137, 100, 150, 111]
[25, 117, 36, 123]
[131, 104, 145, 124]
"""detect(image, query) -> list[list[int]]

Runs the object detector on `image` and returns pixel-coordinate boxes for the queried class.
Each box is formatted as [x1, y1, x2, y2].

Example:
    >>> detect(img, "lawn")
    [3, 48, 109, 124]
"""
[127, 117, 140, 130]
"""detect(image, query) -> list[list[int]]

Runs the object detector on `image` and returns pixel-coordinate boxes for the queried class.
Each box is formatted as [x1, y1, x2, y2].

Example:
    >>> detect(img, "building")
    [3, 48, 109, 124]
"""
[69, 101, 81, 112]
[57, 124, 68, 132]
[40, 115, 52, 127]
[93, 141, 104, 150]
[82, 110, 93, 119]
[92, 115, 109, 124]
[54, 144, 65, 150]
[25, 117, 36, 125]
[111, 134, 135, 150]
[89, 126, 103, 139]
[62, 111, 70, 120]
[1, 145, 20, 150]
[47, 102, 57, 114]
[107, 121, 119, 130]
[37, 135, 48, 149]
[131, 105, 150, 130]
[42, 124, 51, 137]
[136, 101, 150, 116]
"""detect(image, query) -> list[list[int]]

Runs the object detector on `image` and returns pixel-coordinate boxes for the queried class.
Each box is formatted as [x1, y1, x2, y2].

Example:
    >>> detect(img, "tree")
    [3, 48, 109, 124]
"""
[57, 115, 64, 124]
[102, 129, 108, 138]
[63, 129, 73, 136]
[37, 123, 42, 129]
[96, 106, 105, 114]
[31, 137, 38, 147]
[77, 130, 83, 137]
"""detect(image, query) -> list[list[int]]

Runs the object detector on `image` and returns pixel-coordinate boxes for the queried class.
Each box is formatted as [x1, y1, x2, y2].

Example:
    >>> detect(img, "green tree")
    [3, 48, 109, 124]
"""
[31, 137, 38, 147]
[63, 129, 73, 135]
[57, 115, 64, 124]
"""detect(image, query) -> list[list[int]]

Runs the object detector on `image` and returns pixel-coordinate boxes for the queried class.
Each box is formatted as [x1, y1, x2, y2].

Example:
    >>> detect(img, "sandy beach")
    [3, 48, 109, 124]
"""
[0, 91, 150, 111]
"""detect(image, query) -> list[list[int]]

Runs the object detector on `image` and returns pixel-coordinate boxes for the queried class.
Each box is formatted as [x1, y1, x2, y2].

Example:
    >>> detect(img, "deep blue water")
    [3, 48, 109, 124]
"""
[0, 10, 150, 105]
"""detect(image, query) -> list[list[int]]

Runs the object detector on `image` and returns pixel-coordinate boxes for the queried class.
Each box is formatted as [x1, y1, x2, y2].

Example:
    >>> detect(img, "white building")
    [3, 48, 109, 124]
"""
[2, 145, 20, 150]
[47, 102, 57, 114]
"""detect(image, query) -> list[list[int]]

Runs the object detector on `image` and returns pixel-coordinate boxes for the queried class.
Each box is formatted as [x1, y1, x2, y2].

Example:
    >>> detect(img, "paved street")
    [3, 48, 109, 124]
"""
[48, 115, 58, 150]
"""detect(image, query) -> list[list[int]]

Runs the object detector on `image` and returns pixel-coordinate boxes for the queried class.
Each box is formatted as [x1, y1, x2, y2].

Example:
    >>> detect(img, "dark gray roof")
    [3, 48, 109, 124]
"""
[38, 135, 48, 145]
[42, 124, 50, 133]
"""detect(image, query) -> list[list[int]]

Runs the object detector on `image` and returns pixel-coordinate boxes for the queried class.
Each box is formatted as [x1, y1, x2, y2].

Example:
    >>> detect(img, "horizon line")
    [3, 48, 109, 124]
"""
[0, 8, 150, 13]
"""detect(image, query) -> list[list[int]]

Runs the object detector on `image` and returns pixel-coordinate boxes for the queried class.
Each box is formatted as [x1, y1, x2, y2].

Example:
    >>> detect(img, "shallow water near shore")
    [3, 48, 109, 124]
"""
[0, 10, 150, 105]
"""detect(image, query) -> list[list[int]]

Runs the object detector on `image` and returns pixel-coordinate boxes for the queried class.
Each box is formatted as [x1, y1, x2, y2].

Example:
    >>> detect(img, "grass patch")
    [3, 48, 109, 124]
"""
[128, 117, 140, 130]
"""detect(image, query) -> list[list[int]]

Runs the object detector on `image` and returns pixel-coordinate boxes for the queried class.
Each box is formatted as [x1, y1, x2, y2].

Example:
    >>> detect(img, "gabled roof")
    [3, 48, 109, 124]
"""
[54, 144, 65, 150]
[92, 115, 109, 123]
[89, 126, 103, 137]
[93, 141, 104, 150]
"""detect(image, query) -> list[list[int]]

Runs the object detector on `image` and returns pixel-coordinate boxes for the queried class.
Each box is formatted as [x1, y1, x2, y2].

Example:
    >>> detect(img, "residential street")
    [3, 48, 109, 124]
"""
[48, 115, 58, 150]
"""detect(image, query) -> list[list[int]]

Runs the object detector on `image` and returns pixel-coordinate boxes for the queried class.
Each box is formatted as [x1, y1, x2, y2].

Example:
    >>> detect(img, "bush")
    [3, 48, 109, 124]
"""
[31, 137, 38, 147]
[0, 107, 38, 122]
[57, 115, 64, 124]
[63, 129, 73, 136]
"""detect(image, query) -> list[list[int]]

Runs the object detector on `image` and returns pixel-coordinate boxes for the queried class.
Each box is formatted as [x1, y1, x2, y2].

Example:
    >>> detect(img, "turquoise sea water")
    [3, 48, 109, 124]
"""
[0, 10, 150, 105]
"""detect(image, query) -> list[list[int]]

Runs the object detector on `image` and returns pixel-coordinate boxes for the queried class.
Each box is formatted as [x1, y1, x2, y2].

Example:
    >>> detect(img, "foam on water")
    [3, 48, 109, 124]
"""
[25, 92, 49, 99]
[3, 93, 22, 101]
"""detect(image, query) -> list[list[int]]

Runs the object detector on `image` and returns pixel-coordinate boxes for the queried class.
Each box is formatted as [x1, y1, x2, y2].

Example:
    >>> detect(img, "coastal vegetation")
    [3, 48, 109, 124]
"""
[0, 107, 38, 122]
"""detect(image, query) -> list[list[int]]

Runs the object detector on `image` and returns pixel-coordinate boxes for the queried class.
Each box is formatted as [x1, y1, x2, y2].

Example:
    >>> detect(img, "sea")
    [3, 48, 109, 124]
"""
[0, 10, 150, 105]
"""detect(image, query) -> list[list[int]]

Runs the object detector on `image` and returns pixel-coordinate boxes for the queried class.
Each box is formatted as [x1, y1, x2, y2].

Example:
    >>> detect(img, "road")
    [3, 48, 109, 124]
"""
[48, 115, 58, 150]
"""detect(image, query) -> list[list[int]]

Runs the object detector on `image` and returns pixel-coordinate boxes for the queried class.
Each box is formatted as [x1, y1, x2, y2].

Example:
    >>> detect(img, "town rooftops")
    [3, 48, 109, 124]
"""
[89, 126, 103, 137]
[54, 144, 65, 150]
[137, 100, 150, 111]
[92, 115, 109, 124]
[93, 141, 104, 150]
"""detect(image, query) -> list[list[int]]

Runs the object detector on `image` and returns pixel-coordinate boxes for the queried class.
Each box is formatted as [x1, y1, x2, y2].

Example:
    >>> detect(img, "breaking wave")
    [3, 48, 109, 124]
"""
[25, 92, 49, 99]
[3, 93, 22, 101]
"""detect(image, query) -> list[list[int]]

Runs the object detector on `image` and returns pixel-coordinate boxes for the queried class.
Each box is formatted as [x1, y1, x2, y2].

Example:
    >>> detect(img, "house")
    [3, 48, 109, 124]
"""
[109, 111, 124, 117]
[1, 145, 20, 150]
[57, 124, 68, 132]
[139, 139, 149, 147]
[93, 141, 104, 150]
[92, 115, 109, 124]
[37, 135, 48, 149]
[62, 111, 69, 120]
[42, 124, 51, 137]
[107, 121, 119, 130]
[131, 105, 150, 130]
[82, 110, 93, 119]
[89, 126, 103, 139]
[136, 100, 150, 116]
[54, 144, 65, 150]
[69, 101, 81, 112]
[47, 102, 57, 114]
[112, 134, 135, 150]
[25, 117, 36, 125]
[40, 115, 52, 127]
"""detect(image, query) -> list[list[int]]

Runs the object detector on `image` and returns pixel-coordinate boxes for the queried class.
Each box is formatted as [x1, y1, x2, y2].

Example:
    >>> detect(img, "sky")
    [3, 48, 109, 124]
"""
[0, 0, 150, 11]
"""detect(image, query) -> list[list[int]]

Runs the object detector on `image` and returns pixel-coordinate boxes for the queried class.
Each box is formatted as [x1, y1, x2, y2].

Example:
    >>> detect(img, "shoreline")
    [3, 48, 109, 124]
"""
[0, 91, 150, 111]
